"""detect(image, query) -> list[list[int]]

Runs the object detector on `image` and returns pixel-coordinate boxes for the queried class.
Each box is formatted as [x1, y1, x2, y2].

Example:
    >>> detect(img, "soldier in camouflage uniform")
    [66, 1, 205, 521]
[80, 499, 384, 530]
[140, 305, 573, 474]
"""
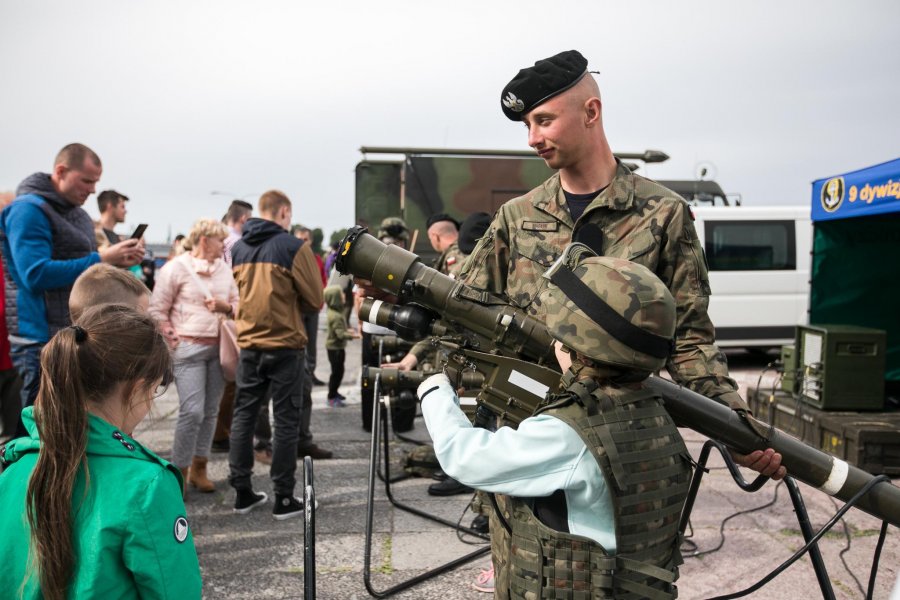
[458, 49, 786, 595]
[426, 213, 465, 278]
[419, 246, 692, 599]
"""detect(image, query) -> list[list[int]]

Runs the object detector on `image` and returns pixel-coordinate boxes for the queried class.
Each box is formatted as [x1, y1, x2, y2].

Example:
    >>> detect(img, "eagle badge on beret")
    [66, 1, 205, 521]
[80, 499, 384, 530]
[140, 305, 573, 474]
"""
[502, 92, 525, 113]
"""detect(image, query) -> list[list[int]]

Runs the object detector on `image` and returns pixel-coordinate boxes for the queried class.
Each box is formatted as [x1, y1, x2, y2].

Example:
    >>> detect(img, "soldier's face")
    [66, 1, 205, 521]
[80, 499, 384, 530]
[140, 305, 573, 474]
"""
[523, 94, 582, 170]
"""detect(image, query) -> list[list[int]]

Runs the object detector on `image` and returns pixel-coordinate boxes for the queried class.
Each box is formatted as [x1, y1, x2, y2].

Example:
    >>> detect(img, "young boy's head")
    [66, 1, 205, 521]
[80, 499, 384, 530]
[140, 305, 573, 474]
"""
[69, 264, 152, 322]
[324, 285, 345, 311]
[541, 244, 676, 378]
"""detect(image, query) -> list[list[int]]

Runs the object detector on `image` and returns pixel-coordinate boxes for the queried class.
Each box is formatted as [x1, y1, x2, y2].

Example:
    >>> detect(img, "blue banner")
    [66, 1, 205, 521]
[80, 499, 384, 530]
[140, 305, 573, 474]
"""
[811, 157, 900, 222]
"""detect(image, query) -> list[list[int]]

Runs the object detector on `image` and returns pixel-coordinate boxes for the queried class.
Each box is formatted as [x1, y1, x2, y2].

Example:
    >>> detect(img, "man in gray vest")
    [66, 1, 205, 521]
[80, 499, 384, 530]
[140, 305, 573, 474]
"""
[0, 143, 144, 434]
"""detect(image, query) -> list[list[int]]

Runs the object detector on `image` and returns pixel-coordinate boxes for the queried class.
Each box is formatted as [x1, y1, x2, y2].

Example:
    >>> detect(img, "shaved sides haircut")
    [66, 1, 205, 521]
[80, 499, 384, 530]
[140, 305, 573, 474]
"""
[224, 200, 253, 225]
[429, 220, 457, 237]
[54, 143, 101, 170]
[567, 74, 601, 111]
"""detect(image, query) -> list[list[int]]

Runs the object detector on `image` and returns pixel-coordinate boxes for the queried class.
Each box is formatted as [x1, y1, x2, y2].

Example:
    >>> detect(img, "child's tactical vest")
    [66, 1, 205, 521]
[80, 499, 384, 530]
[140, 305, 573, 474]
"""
[504, 378, 692, 599]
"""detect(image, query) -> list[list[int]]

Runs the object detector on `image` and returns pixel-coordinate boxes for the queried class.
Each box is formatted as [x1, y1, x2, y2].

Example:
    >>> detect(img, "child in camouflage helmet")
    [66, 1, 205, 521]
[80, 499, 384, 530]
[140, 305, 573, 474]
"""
[418, 244, 692, 599]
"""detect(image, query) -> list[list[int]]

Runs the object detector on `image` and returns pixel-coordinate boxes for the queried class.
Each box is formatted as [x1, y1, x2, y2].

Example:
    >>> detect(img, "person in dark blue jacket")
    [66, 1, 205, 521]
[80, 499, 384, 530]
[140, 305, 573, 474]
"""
[0, 143, 144, 435]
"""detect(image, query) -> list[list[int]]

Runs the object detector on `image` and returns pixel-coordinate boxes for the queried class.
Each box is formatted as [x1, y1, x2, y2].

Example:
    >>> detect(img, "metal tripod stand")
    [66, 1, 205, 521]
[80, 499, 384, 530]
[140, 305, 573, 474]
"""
[362, 363, 490, 598]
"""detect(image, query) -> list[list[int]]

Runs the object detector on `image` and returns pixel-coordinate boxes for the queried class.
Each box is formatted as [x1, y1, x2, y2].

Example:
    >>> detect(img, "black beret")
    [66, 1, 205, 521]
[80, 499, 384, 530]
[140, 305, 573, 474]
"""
[425, 213, 460, 230]
[500, 50, 588, 121]
[458, 212, 492, 255]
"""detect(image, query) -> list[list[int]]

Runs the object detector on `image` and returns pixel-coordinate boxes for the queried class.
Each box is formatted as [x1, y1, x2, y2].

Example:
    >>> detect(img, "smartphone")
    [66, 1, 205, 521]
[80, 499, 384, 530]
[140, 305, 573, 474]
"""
[130, 224, 148, 239]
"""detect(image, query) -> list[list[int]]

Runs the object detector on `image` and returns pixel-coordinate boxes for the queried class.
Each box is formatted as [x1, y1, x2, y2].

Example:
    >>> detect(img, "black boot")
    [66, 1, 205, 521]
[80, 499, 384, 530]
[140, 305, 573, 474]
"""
[427, 477, 472, 496]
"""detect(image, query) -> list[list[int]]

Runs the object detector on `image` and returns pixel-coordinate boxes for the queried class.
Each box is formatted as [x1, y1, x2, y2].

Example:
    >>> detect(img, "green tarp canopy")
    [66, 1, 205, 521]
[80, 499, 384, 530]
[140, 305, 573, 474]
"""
[810, 158, 900, 382]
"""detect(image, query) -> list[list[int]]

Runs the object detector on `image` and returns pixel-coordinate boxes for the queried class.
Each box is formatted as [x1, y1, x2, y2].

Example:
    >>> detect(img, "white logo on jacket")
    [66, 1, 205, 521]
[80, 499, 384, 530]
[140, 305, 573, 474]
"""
[174, 517, 189, 543]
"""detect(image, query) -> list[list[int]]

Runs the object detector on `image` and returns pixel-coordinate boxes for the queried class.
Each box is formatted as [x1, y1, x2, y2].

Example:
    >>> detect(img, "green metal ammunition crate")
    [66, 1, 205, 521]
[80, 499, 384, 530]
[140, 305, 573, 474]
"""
[747, 388, 833, 445]
[818, 413, 900, 476]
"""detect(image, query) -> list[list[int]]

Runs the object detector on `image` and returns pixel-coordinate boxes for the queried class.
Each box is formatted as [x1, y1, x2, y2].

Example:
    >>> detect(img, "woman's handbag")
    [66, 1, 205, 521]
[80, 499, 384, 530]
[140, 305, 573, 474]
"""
[180, 258, 240, 381]
[217, 317, 239, 382]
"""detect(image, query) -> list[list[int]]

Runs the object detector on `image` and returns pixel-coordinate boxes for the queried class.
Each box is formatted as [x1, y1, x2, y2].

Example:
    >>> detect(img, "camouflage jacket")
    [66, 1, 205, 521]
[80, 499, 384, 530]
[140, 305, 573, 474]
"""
[434, 241, 465, 278]
[459, 161, 744, 409]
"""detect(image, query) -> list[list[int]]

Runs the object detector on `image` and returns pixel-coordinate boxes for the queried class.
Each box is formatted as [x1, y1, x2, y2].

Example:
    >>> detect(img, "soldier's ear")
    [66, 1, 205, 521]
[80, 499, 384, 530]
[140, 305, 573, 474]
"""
[584, 97, 601, 127]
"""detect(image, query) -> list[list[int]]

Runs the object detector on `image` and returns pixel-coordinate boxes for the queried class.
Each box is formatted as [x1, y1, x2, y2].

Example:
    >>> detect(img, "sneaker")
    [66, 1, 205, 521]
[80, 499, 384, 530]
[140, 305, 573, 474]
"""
[327, 396, 346, 408]
[335, 392, 346, 400]
[233, 489, 268, 514]
[254, 448, 272, 465]
[210, 439, 230, 453]
[311, 377, 327, 386]
[297, 444, 333, 459]
[473, 566, 495, 593]
[272, 495, 305, 520]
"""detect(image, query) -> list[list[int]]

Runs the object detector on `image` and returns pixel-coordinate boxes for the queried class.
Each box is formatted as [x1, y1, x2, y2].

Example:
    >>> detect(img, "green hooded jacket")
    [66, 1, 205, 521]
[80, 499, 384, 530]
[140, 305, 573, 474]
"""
[324, 285, 353, 350]
[0, 407, 201, 599]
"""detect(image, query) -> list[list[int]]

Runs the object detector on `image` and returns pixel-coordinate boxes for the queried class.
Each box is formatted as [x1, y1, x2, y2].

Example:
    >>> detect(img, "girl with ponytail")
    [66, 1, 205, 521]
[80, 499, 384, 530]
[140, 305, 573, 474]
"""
[0, 304, 201, 599]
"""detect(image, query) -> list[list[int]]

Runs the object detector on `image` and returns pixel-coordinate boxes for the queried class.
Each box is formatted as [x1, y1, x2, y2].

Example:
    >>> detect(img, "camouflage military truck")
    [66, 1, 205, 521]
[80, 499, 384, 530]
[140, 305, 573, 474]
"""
[354, 147, 731, 264]
[355, 147, 556, 264]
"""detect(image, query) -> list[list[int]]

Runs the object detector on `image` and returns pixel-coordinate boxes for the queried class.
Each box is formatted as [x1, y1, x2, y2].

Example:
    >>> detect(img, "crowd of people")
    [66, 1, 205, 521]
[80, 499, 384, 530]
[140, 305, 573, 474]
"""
[0, 49, 787, 599]
[0, 142, 346, 596]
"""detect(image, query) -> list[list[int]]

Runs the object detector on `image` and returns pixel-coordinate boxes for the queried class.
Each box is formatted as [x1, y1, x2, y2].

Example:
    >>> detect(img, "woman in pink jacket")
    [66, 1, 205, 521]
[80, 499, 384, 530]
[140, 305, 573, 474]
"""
[150, 218, 239, 495]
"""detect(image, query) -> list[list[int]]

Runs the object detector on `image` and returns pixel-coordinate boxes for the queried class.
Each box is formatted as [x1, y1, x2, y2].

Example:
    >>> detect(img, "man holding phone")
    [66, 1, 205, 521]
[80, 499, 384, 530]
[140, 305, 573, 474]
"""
[0, 143, 145, 436]
[96, 189, 130, 246]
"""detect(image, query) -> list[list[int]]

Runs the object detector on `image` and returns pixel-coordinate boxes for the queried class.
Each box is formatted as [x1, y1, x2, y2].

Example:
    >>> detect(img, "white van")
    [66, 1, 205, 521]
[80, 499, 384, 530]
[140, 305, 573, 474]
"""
[691, 206, 811, 349]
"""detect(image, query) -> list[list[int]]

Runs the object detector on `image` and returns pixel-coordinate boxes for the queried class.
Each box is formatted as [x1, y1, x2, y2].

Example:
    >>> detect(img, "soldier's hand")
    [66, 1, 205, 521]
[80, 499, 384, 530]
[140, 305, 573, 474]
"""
[100, 238, 144, 267]
[382, 353, 417, 372]
[730, 448, 787, 480]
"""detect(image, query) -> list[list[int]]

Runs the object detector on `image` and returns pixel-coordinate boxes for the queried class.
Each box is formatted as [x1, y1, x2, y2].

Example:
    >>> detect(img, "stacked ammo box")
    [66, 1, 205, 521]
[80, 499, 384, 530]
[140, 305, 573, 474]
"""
[748, 324, 900, 476]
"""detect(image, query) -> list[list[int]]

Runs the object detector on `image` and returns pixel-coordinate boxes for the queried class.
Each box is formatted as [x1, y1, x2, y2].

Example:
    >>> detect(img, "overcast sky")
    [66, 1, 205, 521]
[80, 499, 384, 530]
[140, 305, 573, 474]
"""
[2, 1, 898, 244]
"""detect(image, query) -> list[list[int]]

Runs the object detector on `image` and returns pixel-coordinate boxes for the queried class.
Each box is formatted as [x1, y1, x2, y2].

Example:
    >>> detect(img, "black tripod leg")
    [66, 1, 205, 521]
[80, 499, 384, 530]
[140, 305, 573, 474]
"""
[362, 376, 491, 598]
[785, 477, 835, 600]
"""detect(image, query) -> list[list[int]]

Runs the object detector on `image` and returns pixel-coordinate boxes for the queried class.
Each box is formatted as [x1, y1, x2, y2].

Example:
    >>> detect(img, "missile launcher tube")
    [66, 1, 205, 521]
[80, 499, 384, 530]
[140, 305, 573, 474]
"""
[646, 377, 900, 527]
[339, 227, 556, 364]
[337, 226, 900, 527]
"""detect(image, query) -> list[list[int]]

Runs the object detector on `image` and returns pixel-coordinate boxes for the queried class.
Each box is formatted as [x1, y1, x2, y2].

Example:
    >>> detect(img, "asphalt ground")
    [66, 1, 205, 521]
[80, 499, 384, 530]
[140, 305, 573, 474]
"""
[135, 317, 900, 600]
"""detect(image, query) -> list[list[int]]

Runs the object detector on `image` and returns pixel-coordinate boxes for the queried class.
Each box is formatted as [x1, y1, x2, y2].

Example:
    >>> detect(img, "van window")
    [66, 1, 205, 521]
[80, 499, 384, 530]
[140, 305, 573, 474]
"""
[704, 220, 796, 271]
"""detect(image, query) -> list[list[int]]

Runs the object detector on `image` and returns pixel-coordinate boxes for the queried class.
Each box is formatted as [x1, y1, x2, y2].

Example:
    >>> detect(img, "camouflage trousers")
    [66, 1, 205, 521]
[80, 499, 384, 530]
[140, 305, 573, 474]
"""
[471, 489, 493, 517]
[488, 494, 513, 600]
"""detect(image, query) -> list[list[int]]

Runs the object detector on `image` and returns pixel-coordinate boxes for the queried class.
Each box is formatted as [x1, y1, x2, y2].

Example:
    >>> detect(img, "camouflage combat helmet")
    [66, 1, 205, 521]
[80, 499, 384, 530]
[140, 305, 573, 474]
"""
[540, 243, 675, 372]
[376, 216, 410, 244]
